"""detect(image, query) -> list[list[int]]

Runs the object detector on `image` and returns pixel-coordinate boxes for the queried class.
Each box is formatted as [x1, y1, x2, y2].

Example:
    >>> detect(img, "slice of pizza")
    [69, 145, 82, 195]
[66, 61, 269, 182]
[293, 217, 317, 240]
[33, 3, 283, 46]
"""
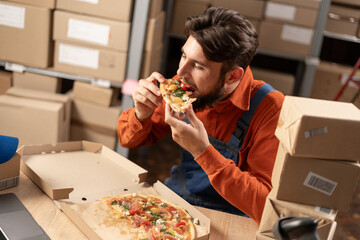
[160, 78, 196, 113]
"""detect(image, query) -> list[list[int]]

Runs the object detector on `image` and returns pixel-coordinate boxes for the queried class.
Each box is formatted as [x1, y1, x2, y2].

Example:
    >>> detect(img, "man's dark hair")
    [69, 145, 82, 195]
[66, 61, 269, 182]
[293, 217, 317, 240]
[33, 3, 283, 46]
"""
[184, 7, 259, 73]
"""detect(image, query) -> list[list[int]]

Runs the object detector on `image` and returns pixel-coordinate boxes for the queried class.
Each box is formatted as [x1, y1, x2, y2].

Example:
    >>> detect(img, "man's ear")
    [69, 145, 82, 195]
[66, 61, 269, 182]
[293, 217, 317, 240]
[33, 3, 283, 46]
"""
[226, 67, 244, 83]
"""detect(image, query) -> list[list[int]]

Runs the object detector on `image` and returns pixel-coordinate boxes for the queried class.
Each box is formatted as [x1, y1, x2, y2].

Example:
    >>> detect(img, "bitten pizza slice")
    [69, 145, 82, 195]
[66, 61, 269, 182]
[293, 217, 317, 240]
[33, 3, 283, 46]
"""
[160, 78, 196, 113]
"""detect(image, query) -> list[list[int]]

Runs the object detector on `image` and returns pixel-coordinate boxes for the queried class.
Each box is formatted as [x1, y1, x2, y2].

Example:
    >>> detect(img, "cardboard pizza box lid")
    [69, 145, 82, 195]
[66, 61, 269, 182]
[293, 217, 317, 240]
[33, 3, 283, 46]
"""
[60, 181, 210, 240]
[17, 141, 148, 202]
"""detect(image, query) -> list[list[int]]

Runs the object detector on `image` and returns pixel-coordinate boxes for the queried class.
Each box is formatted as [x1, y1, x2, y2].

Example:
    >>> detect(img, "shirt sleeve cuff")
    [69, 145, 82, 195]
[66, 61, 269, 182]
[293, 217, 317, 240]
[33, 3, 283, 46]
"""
[194, 145, 229, 175]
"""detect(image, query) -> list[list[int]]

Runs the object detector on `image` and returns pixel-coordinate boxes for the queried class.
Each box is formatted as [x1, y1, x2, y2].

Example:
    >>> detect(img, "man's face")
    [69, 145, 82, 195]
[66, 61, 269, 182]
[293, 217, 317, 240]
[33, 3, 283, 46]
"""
[177, 36, 226, 111]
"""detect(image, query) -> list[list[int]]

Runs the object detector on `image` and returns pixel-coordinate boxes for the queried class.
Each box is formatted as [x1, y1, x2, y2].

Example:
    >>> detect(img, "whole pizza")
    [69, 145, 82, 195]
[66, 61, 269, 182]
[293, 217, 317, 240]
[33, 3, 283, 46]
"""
[102, 193, 197, 240]
[160, 79, 196, 113]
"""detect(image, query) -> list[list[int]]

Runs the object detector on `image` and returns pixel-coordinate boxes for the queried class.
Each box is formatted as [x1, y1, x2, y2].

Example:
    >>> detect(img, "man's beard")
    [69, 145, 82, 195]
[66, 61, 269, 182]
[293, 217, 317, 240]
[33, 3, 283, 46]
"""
[192, 74, 226, 112]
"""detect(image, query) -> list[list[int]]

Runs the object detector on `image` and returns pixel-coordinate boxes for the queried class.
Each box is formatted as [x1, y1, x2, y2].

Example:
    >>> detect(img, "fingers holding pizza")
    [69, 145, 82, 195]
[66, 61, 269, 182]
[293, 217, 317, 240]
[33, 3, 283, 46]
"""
[133, 72, 165, 120]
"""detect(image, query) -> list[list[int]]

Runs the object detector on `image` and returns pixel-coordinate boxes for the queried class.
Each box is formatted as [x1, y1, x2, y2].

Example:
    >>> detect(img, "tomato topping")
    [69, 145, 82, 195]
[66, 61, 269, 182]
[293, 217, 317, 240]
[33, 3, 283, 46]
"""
[139, 220, 150, 226]
[180, 82, 188, 91]
[176, 221, 186, 227]
[166, 206, 176, 212]
[128, 209, 139, 215]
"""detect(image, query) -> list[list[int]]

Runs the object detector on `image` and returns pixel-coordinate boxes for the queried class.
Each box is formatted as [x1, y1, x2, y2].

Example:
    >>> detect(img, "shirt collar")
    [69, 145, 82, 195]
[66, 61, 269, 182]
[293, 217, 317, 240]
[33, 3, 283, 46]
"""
[225, 66, 253, 111]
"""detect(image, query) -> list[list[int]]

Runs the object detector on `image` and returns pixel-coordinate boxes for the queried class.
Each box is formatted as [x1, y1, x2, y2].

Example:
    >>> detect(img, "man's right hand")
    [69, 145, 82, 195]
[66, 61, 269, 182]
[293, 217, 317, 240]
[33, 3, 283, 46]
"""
[132, 72, 165, 120]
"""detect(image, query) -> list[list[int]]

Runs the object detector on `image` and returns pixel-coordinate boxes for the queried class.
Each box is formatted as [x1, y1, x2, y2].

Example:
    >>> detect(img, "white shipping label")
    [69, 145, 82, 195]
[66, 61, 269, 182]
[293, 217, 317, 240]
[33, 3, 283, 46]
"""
[0, 4, 25, 29]
[76, 0, 99, 4]
[303, 172, 338, 196]
[304, 126, 328, 138]
[315, 206, 334, 216]
[281, 24, 313, 45]
[68, 18, 110, 46]
[59, 43, 99, 69]
[265, 2, 296, 21]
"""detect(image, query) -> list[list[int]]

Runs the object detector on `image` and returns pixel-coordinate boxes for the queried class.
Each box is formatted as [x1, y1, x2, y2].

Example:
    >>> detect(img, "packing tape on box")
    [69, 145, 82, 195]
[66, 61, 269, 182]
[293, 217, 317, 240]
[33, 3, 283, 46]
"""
[0, 135, 19, 164]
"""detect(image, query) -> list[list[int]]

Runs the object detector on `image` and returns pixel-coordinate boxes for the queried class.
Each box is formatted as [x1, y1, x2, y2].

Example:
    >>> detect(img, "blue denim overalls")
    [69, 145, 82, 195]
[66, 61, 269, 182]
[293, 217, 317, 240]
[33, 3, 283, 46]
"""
[165, 84, 275, 216]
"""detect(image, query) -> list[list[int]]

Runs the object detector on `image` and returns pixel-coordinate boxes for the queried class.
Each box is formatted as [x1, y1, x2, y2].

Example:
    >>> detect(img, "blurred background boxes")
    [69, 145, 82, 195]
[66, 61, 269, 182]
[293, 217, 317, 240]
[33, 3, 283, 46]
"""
[0, 88, 71, 147]
[13, 72, 61, 93]
[0, 1, 52, 68]
[53, 10, 131, 52]
[72, 81, 119, 107]
[0, 69, 12, 94]
[311, 61, 360, 109]
[56, 0, 133, 22]
[70, 99, 122, 150]
[53, 41, 127, 84]
[251, 67, 295, 95]
[264, 1, 318, 28]
[4, 0, 55, 9]
[325, 4, 360, 37]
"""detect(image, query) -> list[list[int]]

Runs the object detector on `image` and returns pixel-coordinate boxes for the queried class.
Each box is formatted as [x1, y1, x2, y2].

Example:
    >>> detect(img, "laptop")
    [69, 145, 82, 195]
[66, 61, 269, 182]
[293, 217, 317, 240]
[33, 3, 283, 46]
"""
[0, 193, 50, 240]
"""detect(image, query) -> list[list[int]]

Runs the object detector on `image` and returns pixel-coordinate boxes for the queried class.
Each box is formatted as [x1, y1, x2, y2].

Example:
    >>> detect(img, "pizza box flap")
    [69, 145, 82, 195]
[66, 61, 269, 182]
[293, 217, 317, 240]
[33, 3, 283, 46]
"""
[60, 181, 210, 240]
[17, 141, 148, 202]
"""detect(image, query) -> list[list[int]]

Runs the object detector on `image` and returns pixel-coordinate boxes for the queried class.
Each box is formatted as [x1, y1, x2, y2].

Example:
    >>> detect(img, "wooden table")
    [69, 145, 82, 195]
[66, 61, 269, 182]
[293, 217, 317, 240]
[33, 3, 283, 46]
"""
[0, 171, 259, 240]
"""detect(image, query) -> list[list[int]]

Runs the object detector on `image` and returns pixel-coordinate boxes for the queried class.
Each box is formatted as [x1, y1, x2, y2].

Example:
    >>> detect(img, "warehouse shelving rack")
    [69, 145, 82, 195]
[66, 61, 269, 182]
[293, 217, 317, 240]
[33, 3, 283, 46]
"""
[161, 0, 332, 98]
[0, 0, 152, 158]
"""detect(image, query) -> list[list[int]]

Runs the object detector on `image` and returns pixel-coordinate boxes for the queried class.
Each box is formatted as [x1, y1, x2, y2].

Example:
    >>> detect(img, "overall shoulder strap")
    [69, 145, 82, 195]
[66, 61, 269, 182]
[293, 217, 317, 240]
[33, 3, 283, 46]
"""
[234, 83, 275, 149]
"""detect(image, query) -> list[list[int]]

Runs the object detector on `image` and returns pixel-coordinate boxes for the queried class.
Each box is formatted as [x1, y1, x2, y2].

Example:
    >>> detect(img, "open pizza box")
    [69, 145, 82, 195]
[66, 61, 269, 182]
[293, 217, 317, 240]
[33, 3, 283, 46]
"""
[17, 141, 210, 239]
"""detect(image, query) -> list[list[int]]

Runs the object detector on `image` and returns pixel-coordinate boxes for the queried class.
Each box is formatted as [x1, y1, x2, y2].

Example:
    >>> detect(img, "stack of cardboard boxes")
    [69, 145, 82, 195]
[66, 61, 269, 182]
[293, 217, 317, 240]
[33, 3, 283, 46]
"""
[0, 0, 54, 68]
[256, 96, 360, 239]
[70, 81, 122, 150]
[53, 0, 132, 84]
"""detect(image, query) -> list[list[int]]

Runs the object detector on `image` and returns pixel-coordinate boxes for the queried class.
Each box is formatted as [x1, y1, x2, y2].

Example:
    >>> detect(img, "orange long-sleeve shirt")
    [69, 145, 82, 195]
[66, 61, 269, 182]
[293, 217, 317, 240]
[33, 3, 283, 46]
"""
[117, 68, 284, 224]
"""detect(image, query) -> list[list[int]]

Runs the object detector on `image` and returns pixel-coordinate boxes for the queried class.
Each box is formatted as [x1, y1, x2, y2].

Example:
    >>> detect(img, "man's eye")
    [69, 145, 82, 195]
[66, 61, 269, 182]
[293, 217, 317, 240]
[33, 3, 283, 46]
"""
[194, 65, 203, 70]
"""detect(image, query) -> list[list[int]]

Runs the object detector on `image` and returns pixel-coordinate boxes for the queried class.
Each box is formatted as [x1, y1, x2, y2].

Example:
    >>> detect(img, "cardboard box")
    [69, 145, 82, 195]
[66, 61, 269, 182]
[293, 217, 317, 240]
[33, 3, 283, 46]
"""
[275, 96, 360, 161]
[148, 0, 164, 19]
[0, 87, 71, 147]
[170, 0, 210, 35]
[56, 0, 133, 22]
[53, 41, 127, 84]
[70, 98, 122, 150]
[73, 81, 120, 107]
[4, 0, 55, 8]
[13, 72, 61, 93]
[141, 44, 163, 79]
[272, 143, 360, 210]
[268, 0, 321, 9]
[264, 1, 318, 28]
[0, 70, 12, 94]
[310, 61, 360, 108]
[145, 11, 165, 52]
[212, 0, 265, 20]
[251, 67, 295, 95]
[53, 10, 131, 52]
[332, 0, 360, 8]
[258, 191, 337, 240]
[17, 141, 210, 239]
[325, 4, 360, 36]
[255, 232, 275, 240]
[259, 20, 313, 57]
[0, 1, 52, 68]
[0, 153, 20, 190]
